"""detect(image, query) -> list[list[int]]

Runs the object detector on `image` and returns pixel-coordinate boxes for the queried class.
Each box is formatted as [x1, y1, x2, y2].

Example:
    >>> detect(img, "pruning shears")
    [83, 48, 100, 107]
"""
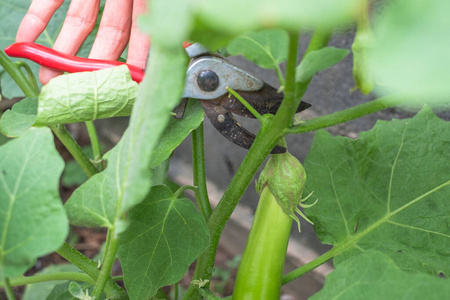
[5, 42, 310, 153]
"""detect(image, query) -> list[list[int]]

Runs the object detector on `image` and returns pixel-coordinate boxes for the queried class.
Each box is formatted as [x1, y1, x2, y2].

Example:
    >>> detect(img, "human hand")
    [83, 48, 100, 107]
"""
[16, 0, 150, 84]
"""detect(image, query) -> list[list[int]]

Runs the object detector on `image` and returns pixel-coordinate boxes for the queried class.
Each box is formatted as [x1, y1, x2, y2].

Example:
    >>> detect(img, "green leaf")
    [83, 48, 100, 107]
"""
[226, 29, 289, 70]
[64, 45, 187, 228]
[304, 106, 450, 276]
[47, 281, 104, 300]
[311, 251, 450, 300]
[22, 264, 80, 300]
[296, 47, 349, 83]
[117, 185, 209, 300]
[0, 97, 38, 137]
[369, 0, 450, 104]
[150, 99, 204, 168]
[35, 66, 137, 125]
[0, 128, 67, 278]
[191, 0, 358, 47]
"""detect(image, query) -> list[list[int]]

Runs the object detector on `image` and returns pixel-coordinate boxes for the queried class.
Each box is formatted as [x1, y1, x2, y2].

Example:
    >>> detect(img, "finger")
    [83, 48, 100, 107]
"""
[88, 0, 133, 60]
[126, 0, 151, 69]
[16, 0, 65, 43]
[40, 0, 100, 84]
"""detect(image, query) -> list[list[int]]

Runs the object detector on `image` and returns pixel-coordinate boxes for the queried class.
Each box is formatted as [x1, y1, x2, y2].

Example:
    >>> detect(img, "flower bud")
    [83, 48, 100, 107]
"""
[257, 149, 316, 231]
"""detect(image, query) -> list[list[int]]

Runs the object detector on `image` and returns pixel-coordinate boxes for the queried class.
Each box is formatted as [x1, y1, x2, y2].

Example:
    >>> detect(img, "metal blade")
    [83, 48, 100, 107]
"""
[200, 100, 286, 154]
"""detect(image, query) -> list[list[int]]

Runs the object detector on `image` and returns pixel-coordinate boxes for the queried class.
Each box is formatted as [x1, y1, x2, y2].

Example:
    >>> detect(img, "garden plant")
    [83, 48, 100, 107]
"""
[0, 0, 449, 299]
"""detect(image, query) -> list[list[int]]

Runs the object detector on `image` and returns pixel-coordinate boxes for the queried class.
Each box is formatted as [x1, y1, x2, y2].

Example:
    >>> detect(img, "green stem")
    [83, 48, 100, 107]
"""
[57, 243, 126, 300]
[282, 243, 347, 285]
[15, 61, 40, 95]
[227, 87, 263, 121]
[175, 185, 198, 198]
[0, 51, 37, 97]
[3, 272, 95, 287]
[2, 277, 16, 300]
[286, 95, 406, 135]
[85, 121, 103, 171]
[51, 124, 99, 177]
[183, 32, 301, 300]
[192, 122, 212, 220]
[91, 231, 120, 298]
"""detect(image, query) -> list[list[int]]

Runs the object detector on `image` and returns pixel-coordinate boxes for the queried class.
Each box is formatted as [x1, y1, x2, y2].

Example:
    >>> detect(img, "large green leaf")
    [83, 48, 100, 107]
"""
[191, 0, 358, 48]
[304, 107, 450, 276]
[0, 128, 67, 278]
[35, 66, 138, 125]
[369, 0, 450, 105]
[226, 29, 289, 70]
[311, 251, 450, 300]
[0, 97, 38, 137]
[117, 185, 209, 300]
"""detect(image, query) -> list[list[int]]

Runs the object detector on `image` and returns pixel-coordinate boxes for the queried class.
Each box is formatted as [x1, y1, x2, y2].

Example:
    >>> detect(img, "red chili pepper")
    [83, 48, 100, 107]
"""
[4, 42, 145, 83]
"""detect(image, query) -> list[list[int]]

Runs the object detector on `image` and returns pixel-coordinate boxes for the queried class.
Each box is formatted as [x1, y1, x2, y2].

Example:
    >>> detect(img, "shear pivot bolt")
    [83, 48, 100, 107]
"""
[217, 115, 225, 123]
[197, 70, 219, 92]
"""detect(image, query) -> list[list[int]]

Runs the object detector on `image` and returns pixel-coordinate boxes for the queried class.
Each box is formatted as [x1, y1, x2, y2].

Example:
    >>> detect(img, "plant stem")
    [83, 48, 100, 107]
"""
[184, 30, 334, 299]
[85, 121, 103, 171]
[183, 32, 302, 300]
[192, 122, 212, 220]
[57, 243, 126, 300]
[227, 87, 263, 121]
[3, 272, 95, 287]
[0, 51, 37, 97]
[2, 277, 16, 300]
[91, 231, 120, 298]
[16, 61, 40, 95]
[282, 242, 348, 285]
[51, 124, 99, 177]
[286, 95, 406, 135]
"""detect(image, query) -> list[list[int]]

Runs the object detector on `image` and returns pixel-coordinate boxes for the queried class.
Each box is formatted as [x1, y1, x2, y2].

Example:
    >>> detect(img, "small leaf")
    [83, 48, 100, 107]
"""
[296, 47, 349, 83]
[118, 185, 209, 300]
[150, 99, 204, 168]
[0, 128, 68, 278]
[369, 0, 450, 104]
[226, 29, 289, 70]
[0, 97, 38, 137]
[310, 251, 450, 300]
[36, 66, 138, 125]
[46, 281, 104, 300]
[68, 282, 84, 298]
[304, 106, 450, 276]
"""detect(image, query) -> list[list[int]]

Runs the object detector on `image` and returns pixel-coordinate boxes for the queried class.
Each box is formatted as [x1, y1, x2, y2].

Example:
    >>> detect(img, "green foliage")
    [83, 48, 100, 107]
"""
[304, 107, 450, 276]
[118, 185, 209, 300]
[0, 97, 38, 137]
[369, 0, 450, 104]
[0, 128, 67, 278]
[64, 45, 187, 229]
[311, 251, 450, 300]
[296, 47, 350, 83]
[36, 66, 138, 125]
[22, 264, 81, 300]
[226, 29, 289, 70]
